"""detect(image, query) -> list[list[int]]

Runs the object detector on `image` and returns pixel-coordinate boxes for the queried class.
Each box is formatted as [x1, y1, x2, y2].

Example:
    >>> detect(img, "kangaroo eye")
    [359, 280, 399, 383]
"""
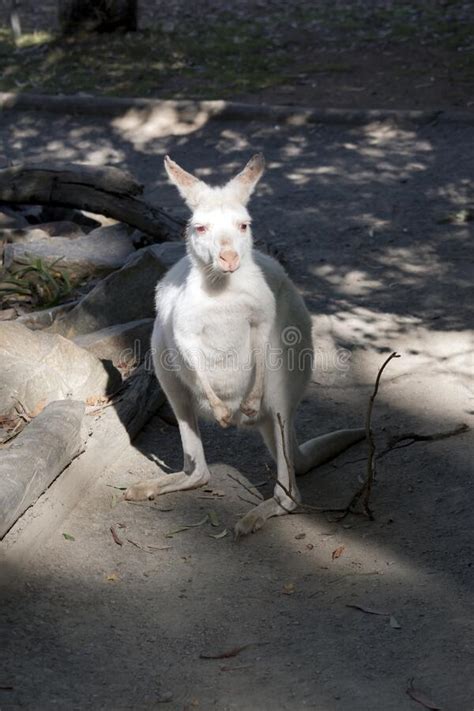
[195, 225, 207, 234]
[239, 222, 249, 232]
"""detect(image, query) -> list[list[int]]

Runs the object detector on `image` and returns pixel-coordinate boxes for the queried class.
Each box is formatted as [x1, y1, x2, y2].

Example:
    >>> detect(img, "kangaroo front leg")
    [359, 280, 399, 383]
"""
[125, 375, 210, 501]
[234, 412, 299, 538]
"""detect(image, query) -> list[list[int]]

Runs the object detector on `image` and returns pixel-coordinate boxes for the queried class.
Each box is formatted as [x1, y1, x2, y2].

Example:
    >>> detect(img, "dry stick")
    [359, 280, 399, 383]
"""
[274, 354, 400, 520]
[274, 413, 346, 515]
[342, 351, 400, 519]
[227, 472, 263, 501]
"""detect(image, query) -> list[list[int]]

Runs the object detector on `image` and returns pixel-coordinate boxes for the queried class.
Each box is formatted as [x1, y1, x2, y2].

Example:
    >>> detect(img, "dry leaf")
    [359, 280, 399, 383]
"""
[209, 528, 229, 540]
[406, 679, 442, 710]
[331, 545, 345, 560]
[110, 525, 123, 546]
[208, 510, 220, 527]
[346, 604, 389, 616]
[389, 615, 401, 629]
[165, 515, 209, 537]
[282, 582, 296, 595]
[199, 643, 253, 660]
[105, 572, 119, 582]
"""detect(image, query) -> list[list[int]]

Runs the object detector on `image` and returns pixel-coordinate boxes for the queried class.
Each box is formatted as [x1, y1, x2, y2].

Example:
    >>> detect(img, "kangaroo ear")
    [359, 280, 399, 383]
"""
[226, 153, 265, 205]
[164, 155, 208, 210]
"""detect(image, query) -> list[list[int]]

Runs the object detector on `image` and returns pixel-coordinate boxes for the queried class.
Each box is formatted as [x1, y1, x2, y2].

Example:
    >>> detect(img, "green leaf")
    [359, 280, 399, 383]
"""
[62, 532, 75, 541]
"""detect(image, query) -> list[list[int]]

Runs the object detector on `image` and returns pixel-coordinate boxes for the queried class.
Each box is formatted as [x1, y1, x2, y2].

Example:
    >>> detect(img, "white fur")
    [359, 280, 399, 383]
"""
[125, 154, 365, 536]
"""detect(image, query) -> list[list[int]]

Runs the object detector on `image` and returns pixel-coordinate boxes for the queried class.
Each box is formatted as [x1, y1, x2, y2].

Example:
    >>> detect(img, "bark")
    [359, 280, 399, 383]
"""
[0, 400, 86, 538]
[0, 164, 184, 242]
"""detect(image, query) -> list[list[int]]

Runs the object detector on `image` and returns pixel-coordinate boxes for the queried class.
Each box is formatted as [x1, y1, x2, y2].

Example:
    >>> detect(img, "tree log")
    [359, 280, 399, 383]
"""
[0, 400, 86, 539]
[0, 164, 184, 242]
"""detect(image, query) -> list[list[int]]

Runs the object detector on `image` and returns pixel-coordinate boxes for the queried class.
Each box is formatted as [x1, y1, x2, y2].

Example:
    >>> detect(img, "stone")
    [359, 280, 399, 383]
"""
[74, 318, 154, 365]
[0, 400, 86, 538]
[51, 242, 185, 338]
[37, 206, 101, 232]
[0, 206, 28, 229]
[16, 300, 79, 331]
[3, 223, 135, 280]
[0, 322, 121, 418]
[0, 227, 52, 244]
[28, 221, 86, 237]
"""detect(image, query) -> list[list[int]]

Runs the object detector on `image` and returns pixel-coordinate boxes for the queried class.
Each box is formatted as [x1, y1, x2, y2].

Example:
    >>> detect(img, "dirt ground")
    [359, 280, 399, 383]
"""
[0, 107, 473, 710]
[0, 0, 473, 110]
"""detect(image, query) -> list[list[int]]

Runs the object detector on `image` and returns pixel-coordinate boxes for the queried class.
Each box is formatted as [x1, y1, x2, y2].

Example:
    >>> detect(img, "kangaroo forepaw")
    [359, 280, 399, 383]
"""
[240, 396, 261, 419]
[212, 402, 233, 428]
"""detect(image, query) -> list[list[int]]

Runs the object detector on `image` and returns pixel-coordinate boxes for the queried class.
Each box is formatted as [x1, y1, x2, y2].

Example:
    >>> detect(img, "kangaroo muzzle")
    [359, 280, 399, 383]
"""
[218, 249, 240, 273]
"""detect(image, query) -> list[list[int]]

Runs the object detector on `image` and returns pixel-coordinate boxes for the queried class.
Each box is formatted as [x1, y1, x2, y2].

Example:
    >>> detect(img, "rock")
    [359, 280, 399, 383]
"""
[37, 206, 101, 232]
[0, 206, 28, 229]
[0, 400, 86, 538]
[0, 227, 52, 244]
[74, 318, 154, 365]
[51, 242, 185, 338]
[0, 322, 121, 418]
[0, 308, 17, 322]
[16, 300, 79, 331]
[3, 223, 135, 280]
[28, 221, 86, 237]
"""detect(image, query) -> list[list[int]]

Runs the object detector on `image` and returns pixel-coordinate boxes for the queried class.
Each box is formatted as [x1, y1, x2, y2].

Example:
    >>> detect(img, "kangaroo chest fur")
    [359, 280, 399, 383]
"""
[155, 255, 276, 416]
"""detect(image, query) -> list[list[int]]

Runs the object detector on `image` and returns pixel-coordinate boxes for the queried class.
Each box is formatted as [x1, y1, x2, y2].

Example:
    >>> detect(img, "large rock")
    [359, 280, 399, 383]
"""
[52, 242, 186, 338]
[0, 322, 121, 418]
[3, 223, 135, 280]
[74, 318, 154, 365]
[0, 400, 86, 538]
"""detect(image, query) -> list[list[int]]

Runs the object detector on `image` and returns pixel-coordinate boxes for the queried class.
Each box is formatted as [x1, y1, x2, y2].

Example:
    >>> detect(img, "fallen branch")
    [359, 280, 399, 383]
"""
[0, 163, 185, 241]
[343, 351, 400, 519]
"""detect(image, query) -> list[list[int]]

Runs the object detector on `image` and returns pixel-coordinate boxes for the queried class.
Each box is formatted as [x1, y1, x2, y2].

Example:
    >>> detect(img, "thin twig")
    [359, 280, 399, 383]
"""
[273, 412, 351, 515]
[342, 351, 400, 519]
[227, 472, 263, 501]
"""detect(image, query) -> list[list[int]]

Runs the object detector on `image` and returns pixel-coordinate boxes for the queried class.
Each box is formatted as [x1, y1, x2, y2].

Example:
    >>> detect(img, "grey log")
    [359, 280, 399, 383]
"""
[0, 164, 184, 242]
[0, 400, 86, 538]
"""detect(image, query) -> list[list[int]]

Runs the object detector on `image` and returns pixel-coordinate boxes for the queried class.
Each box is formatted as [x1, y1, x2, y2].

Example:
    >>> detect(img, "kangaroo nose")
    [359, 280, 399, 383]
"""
[218, 249, 240, 272]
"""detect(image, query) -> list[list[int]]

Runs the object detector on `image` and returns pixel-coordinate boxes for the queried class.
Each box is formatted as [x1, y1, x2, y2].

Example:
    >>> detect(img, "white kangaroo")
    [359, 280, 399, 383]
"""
[125, 154, 365, 537]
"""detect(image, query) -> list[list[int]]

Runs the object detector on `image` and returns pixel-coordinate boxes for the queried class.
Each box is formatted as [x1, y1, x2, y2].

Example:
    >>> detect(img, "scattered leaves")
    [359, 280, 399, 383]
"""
[62, 532, 75, 541]
[406, 679, 442, 710]
[331, 545, 345, 560]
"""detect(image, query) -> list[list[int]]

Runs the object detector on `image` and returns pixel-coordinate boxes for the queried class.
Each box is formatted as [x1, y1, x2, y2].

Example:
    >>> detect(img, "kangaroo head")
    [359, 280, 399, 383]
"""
[164, 153, 265, 275]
